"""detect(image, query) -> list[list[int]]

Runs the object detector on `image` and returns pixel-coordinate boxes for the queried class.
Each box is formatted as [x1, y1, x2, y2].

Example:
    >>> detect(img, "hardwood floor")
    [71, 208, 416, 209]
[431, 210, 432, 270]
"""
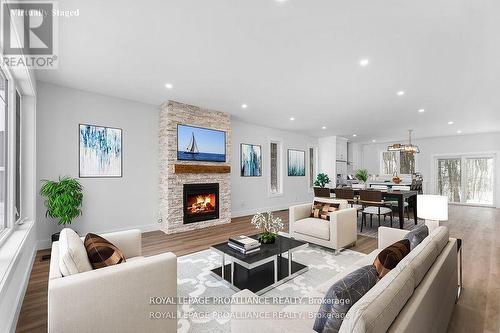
[15, 206, 500, 332]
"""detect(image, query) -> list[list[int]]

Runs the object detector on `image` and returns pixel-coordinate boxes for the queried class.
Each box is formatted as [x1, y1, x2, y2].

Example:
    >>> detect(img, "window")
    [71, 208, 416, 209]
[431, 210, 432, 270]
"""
[437, 158, 462, 203]
[15, 91, 21, 220]
[0, 70, 7, 232]
[270, 141, 282, 195]
[309, 147, 315, 188]
[382, 151, 415, 175]
[382, 151, 398, 175]
[436, 155, 495, 206]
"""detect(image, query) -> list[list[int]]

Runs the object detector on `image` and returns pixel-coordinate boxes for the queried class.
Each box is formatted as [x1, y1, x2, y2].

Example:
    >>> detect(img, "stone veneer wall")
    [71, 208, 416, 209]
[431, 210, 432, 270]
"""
[159, 101, 231, 234]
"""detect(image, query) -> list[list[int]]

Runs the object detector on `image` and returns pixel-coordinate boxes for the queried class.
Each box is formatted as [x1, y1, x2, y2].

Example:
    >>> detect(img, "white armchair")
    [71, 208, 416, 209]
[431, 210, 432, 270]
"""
[289, 199, 358, 254]
[48, 229, 177, 333]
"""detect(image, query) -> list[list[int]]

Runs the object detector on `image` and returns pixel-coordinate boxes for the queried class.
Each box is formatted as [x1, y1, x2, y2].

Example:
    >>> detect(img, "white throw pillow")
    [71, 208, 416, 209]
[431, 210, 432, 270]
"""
[58, 228, 92, 276]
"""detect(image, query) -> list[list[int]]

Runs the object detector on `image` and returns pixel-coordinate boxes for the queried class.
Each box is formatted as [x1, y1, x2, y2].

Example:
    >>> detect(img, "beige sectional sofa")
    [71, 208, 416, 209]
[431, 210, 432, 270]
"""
[289, 198, 358, 253]
[231, 226, 458, 333]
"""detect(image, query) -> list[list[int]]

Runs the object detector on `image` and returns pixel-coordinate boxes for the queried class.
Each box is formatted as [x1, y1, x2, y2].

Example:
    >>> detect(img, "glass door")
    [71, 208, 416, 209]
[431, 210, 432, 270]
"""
[437, 158, 462, 203]
[465, 157, 494, 205]
[436, 155, 495, 206]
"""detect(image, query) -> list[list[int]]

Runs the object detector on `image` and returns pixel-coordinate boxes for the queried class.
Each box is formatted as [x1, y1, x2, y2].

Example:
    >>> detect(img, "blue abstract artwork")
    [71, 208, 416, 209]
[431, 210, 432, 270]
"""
[240, 143, 262, 177]
[288, 149, 305, 176]
[79, 124, 122, 177]
[177, 124, 226, 162]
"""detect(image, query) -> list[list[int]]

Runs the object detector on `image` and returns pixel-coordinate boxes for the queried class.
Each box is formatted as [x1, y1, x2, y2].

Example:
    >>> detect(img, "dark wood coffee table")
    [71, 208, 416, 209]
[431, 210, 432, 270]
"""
[210, 234, 308, 295]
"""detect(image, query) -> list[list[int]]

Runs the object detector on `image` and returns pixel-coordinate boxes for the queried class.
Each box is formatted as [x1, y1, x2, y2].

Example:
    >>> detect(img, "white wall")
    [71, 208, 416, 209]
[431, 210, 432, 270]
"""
[361, 132, 500, 207]
[231, 119, 317, 216]
[318, 136, 337, 186]
[36, 82, 160, 248]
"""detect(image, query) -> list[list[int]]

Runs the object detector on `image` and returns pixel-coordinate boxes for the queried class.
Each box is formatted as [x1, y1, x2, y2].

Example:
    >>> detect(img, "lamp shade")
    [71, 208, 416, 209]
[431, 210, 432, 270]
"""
[417, 195, 448, 221]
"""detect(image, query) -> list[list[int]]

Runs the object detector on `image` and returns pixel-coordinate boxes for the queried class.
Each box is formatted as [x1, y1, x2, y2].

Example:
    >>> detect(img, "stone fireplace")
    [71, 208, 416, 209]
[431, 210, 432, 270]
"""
[183, 183, 219, 224]
[159, 101, 231, 234]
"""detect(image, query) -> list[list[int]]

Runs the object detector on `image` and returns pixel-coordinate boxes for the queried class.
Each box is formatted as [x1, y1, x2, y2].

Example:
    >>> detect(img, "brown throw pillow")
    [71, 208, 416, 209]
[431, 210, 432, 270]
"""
[84, 233, 126, 269]
[311, 201, 340, 221]
[373, 239, 410, 279]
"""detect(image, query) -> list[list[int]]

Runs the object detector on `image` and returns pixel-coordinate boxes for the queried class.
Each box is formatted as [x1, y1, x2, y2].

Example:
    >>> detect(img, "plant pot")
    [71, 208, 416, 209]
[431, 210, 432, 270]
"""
[314, 187, 331, 198]
[258, 232, 277, 244]
[51, 232, 60, 243]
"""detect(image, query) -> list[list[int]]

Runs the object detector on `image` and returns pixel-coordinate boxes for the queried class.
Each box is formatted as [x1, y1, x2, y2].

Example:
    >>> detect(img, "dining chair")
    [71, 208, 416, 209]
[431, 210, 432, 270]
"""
[358, 190, 393, 231]
[335, 188, 363, 217]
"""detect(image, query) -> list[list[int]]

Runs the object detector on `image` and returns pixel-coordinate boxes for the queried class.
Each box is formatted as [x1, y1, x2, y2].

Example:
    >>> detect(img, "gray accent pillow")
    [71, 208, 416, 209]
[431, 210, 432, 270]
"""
[404, 224, 429, 250]
[313, 265, 378, 333]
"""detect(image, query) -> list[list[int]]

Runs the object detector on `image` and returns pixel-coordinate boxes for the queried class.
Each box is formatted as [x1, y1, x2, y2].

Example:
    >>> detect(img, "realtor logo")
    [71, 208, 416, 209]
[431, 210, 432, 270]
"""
[2, 1, 58, 68]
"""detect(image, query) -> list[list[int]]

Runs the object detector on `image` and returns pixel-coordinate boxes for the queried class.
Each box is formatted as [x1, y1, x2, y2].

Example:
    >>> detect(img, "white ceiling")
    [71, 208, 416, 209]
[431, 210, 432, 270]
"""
[36, 0, 500, 142]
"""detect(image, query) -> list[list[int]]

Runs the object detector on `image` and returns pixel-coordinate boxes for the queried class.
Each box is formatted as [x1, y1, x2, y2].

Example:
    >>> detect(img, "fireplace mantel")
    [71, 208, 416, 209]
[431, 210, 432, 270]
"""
[173, 164, 231, 174]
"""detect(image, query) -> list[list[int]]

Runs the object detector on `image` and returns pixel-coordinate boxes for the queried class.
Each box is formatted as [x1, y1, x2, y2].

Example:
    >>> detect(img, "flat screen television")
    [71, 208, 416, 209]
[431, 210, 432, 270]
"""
[177, 124, 226, 162]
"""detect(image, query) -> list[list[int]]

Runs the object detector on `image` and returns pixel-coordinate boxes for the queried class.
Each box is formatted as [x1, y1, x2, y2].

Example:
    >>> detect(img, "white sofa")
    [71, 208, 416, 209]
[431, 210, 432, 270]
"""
[48, 229, 177, 333]
[289, 198, 358, 253]
[231, 226, 458, 333]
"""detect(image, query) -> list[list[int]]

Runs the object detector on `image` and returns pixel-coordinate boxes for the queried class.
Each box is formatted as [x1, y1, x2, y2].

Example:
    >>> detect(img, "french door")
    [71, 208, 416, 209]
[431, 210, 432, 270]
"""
[436, 155, 495, 206]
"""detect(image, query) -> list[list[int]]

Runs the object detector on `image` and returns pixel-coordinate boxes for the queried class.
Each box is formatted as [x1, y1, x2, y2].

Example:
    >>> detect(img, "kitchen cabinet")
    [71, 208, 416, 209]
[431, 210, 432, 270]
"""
[336, 137, 348, 161]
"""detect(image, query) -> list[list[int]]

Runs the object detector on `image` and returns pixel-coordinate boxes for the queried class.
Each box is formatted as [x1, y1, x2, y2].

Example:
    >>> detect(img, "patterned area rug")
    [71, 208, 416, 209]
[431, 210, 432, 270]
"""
[177, 245, 365, 332]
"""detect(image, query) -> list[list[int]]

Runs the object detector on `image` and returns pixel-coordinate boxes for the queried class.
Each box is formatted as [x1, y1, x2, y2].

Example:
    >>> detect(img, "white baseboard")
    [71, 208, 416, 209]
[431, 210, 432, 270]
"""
[37, 223, 161, 250]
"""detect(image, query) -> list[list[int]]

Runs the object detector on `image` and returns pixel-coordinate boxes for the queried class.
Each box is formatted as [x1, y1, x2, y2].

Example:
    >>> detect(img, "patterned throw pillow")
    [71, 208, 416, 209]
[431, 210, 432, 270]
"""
[313, 265, 378, 333]
[84, 233, 126, 269]
[404, 224, 429, 250]
[311, 201, 340, 221]
[373, 239, 410, 279]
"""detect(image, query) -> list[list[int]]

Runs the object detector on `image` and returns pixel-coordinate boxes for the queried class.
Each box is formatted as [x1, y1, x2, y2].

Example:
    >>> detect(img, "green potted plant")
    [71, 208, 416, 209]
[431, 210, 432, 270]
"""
[355, 169, 369, 188]
[251, 211, 284, 244]
[40, 176, 84, 242]
[313, 173, 331, 197]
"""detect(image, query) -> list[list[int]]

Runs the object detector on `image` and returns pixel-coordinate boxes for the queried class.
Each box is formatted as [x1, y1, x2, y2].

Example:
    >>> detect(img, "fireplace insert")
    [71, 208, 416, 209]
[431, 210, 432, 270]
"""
[183, 183, 219, 224]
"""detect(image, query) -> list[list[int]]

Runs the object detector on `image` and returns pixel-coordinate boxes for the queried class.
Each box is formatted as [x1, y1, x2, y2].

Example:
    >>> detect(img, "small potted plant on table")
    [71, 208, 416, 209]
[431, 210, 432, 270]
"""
[355, 169, 369, 188]
[40, 176, 84, 242]
[251, 212, 284, 244]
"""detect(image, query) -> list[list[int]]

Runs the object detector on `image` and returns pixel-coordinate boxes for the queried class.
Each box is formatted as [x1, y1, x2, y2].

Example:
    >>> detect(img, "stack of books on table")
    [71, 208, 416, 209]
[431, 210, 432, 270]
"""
[228, 236, 260, 254]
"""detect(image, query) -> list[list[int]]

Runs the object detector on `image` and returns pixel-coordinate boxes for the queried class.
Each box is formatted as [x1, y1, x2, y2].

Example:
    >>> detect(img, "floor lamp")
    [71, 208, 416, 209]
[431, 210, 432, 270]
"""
[417, 195, 448, 232]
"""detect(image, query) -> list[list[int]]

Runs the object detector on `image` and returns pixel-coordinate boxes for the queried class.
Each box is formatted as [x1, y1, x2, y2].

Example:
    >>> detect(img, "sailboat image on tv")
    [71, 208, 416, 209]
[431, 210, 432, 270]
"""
[177, 124, 226, 162]
[185, 132, 199, 155]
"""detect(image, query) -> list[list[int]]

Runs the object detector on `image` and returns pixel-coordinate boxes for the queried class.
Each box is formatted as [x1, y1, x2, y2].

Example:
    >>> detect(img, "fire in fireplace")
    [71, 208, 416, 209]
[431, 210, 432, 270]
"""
[183, 183, 219, 224]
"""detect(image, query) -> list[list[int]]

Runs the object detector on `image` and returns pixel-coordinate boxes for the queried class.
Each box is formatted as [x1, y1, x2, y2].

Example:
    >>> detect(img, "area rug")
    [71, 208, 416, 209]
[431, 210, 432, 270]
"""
[357, 215, 424, 238]
[176, 245, 365, 333]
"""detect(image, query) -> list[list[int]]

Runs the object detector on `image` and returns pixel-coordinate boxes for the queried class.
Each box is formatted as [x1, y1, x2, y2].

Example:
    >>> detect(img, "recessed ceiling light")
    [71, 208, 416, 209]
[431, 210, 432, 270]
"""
[418, 109, 425, 113]
[457, 130, 462, 134]
[397, 91, 405, 96]
[322, 126, 326, 130]
[241, 104, 248, 109]
[275, 0, 288, 3]
[165, 83, 173, 89]
[359, 59, 370, 67]
[372, 139, 376, 143]
[290, 117, 295, 121]
[448, 121, 454, 125]
[352, 134, 357, 137]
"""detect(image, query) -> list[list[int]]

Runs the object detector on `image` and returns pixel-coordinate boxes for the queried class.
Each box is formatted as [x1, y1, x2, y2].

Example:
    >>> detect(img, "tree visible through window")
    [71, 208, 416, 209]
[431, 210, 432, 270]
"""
[382, 152, 398, 175]
[383, 151, 415, 175]
[437, 158, 462, 203]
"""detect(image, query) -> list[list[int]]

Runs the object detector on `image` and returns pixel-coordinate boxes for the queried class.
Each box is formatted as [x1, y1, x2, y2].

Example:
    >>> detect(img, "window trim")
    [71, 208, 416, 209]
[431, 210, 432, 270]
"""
[268, 139, 284, 197]
[0, 59, 21, 246]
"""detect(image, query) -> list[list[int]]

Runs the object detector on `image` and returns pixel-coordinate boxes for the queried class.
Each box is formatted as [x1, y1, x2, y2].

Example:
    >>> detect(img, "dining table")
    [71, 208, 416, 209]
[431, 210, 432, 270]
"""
[330, 188, 418, 229]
